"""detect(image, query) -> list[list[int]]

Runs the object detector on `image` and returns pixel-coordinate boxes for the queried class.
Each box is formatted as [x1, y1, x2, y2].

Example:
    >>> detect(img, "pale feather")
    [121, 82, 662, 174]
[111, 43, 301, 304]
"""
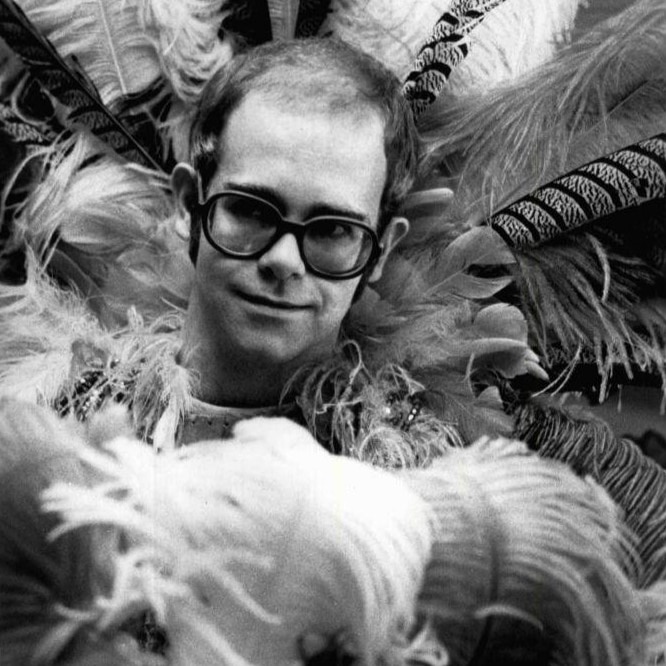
[16, 0, 162, 106]
[45, 417, 433, 666]
[12, 135, 193, 326]
[139, 0, 236, 103]
[403, 438, 654, 666]
[420, 0, 666, 219]
[324, 0, 580, 83]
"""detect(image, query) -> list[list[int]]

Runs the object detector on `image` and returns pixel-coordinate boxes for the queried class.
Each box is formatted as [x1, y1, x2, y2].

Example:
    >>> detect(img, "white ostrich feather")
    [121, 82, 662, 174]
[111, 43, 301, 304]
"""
[12, 136, 193, 326]
[45, 417, 433, 666]
[139, 0, 236, 103]
[0, 254, 110, 403]
[14, 0, 237, 107]
[15, 0, 163, 106]
[322, 0, 454, 77]
[446, 0, 582, 94]
[402, 437, 655, 666]
[324, 0, 581, 83]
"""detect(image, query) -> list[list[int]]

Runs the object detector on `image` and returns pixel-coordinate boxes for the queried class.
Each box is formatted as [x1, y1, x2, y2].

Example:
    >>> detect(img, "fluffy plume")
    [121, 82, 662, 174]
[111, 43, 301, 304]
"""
[322, 0, 455, 78]
[15, 0, 163, 106]
[419, 0, 666, 217]
[444, 0, 582, 94]
[15, 0, 240, 107]
[511, 228, 666, 394]
[402, 437, 661, 666]
[0, 257, 112, 404]
[44, 416, 433, 666]
[9, 135, 192, 327]
[324, 0, 580, 98]
[342, 227, 543, 440]
[0, 254, 194, 439]
[0, 399, 145, 665]
[33, 410, 666, 665]
[139, 0, 236, 104]
[0, 0, 164, 169]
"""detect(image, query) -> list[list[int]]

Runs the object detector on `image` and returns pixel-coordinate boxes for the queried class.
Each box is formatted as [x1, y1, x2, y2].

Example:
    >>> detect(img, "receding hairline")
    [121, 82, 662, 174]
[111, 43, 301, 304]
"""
[189, 37, 420, 226]
[235, 60, 388, 112]
[213, 90, 389, 212]
[228, 85, 387, 131]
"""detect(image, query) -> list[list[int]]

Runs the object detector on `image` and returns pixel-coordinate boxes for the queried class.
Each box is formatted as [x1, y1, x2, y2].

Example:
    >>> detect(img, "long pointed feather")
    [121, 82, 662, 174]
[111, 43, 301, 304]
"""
[403, 0, 510, 117]
[0, 0, 162, 170]
[487, 133, 666, 247]
[0, 97, 60, 148]
[294, 0, 330, 37]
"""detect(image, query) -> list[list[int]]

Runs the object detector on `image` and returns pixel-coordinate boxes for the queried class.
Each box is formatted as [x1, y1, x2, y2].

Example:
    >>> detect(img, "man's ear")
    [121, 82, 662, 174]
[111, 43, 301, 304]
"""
[171, 163, 202, 263]
[367, 216, 410, 283]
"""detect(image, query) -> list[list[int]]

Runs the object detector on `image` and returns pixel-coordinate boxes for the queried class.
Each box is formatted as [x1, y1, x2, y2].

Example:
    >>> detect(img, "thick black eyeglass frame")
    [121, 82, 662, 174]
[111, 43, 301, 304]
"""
[197, 190, 382, 280]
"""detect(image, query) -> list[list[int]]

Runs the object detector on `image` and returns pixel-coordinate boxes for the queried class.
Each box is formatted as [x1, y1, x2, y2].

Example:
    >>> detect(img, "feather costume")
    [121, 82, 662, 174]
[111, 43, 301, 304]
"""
[1, 400, 665, 666]
[1, 0, 666, 663]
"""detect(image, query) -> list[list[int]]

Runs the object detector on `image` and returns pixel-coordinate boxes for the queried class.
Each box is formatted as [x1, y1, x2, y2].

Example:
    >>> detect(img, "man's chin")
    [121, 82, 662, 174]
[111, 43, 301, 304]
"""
[233, 331, 334, 371]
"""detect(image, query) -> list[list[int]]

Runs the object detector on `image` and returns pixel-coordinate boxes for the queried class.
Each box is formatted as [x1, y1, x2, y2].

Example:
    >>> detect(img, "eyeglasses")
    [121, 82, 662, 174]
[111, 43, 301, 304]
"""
[198, 190, 381, 280]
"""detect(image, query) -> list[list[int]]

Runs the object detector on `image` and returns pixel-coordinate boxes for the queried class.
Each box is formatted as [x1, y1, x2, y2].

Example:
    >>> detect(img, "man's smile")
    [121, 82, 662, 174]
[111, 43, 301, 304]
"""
[235, 289, 312, 311]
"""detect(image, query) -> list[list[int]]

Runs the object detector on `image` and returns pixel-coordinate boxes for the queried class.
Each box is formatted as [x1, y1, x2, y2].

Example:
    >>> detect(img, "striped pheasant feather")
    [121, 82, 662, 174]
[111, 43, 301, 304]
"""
[487, 133, 666, 247]
[0, 0, 162, 170]
[0, 97, 62, 148]
[403, 0, 509, 117]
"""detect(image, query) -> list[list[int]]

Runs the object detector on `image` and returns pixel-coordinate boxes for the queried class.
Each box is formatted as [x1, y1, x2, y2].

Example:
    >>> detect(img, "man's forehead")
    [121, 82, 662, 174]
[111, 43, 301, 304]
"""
[223, 89, 385, 140]
[210, 90, 388, 226]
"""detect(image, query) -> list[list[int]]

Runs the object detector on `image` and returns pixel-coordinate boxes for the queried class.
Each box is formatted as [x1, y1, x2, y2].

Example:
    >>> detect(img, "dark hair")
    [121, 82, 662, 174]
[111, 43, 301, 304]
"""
[189, 37, 420, 232]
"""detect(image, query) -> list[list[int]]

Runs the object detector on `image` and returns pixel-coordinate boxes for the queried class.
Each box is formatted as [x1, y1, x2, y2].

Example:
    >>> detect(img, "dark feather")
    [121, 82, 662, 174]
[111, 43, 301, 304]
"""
[487, 133, 666, 247]
[114, 77, 176, 172]
[0, 0, 162, 171]
[0, 98, 59, 148]
[403, 0, 510, 117]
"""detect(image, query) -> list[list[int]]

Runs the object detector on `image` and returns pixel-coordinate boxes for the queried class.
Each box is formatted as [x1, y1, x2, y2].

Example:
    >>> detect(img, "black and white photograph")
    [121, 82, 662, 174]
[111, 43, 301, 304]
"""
[0, 1, 665, 664]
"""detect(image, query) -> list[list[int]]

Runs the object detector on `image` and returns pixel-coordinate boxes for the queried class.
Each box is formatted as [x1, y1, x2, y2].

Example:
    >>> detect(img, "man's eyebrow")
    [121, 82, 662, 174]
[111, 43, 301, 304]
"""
[220, 181, 371, 224]
[221, 182, 283, 209]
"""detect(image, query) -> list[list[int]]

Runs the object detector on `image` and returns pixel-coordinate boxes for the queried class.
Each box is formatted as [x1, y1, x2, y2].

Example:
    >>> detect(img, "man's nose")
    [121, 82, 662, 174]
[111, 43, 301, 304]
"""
[257, 232, 306, 280]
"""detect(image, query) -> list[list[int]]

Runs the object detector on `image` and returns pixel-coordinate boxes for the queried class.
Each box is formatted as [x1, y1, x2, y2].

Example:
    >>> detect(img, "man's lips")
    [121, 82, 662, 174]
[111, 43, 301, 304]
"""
[236, 290, 311, 310]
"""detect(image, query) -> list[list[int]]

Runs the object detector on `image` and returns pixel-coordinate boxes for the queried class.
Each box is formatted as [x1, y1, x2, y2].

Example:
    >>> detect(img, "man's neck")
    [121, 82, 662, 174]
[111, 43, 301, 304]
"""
[179, 322, 306, 408]
[181, 343, 294, 407]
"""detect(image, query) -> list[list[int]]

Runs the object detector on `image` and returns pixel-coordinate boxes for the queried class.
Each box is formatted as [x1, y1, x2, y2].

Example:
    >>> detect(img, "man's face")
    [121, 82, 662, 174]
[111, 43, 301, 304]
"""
[188, 91, 388, 369]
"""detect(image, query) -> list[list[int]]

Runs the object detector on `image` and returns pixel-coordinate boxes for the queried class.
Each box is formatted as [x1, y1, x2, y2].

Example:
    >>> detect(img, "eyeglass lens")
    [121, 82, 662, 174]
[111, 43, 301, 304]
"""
[208, 193, 375, 275]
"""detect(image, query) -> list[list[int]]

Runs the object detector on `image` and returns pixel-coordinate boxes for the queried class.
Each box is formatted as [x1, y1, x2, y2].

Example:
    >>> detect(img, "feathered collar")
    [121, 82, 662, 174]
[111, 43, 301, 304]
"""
[0, 136, 541, 463]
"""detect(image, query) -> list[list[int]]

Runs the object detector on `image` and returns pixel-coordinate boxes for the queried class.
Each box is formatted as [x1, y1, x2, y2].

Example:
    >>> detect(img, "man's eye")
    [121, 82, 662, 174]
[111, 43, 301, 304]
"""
[311, 221, 354, 239]
[230, 200, 268, 222]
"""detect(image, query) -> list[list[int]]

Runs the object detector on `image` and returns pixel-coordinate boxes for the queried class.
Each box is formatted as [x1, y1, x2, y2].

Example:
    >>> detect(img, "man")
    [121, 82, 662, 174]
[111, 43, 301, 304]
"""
[0, 36, 454, 463]
[157, 38, 423, 445]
